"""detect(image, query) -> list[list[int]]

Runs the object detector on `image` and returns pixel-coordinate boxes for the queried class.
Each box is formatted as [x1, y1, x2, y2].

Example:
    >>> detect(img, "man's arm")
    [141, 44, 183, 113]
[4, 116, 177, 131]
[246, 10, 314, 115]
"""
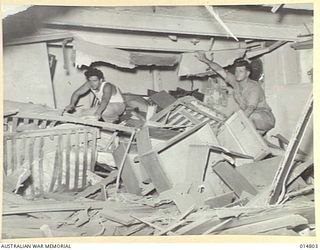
[94, 83, 113, 118]
[65, 82, 90, 112]
[243, 86, 260, 116]
[195, 51, 236, 88]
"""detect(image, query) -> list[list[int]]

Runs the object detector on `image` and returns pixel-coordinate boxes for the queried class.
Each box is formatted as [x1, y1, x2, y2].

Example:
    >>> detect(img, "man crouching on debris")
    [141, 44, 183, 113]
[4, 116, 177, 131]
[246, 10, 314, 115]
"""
[196, 51, 275, 135]
[64, 68, 126, 123]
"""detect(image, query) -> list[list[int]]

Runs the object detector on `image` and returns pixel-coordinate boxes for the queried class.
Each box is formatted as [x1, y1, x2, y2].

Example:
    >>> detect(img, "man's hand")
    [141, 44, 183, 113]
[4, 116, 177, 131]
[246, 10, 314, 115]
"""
[64, 104, 75, 113]
[195, 51, 210, 63]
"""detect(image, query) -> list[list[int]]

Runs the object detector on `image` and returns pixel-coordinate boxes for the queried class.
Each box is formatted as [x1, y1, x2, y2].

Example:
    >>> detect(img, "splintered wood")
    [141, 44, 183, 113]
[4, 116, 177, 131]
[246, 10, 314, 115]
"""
[2, 94, 314, 238]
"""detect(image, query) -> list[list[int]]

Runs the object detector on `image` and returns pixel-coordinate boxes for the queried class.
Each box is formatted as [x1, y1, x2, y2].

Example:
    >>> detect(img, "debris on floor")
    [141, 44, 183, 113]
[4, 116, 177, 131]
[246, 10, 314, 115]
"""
[2, 95, 314, 238]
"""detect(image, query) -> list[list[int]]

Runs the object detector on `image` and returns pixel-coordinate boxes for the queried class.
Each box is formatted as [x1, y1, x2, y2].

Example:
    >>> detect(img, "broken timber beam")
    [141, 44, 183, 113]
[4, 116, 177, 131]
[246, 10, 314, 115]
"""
[12, 113, 135, 133]
[136, 126, 172, 193]
[267, 93, 313, 205]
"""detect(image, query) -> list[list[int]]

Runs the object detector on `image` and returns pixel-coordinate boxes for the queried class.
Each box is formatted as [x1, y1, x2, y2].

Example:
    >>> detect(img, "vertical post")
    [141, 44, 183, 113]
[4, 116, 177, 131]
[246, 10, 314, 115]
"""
[65, 133, 71, 190]
[74, 131, 80, 189]
[38, 136, 44, 194]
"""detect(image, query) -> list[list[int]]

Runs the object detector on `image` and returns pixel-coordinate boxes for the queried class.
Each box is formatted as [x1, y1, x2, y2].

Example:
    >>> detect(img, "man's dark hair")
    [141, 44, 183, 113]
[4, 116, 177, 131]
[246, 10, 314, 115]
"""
[233, 58, 251, 72]
[84, 68, 104, 80]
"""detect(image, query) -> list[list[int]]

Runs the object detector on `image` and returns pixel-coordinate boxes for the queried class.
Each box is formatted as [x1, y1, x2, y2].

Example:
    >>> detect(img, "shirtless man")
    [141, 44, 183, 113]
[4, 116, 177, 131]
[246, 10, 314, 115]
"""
[64, 68, 125, 123]
[196, 52, 275, 134]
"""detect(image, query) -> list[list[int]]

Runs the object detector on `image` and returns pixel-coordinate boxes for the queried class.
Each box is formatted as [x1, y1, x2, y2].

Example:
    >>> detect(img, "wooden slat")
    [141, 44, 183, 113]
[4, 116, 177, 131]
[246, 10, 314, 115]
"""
[33, 119, 39, 127]
[150, 102, 181, 122]
[268, 94, 313, 205]
[23, 118, 29, 125]
[13, 113, 135, 133]
[39, 120, 47, 129]
[38, 137, 45, 194]
[90, 130, 97, 172]
[12, 117, 19, 132]
[3, 138, 8, 175]
[57, 134, 63, 188]
[115, 131, 137, 194]
[28, 137, 35, 196]
[4, 126, 90, 138]
[179, 109, 201, 124]
[137, 127, 172, 193]
[20, 137, 26, 168]
[113, 142, 141, 195]
[65, 133, 71, 190]
[213, 162, 258, 197]
[74, 131, 80, 189]
[49, 144, 59, 192]
[82, 131, 88, 188]
[11, 136, 17, 172]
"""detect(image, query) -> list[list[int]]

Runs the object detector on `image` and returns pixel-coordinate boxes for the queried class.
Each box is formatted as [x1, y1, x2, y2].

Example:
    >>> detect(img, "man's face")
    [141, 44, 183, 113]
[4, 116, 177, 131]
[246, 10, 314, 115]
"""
[235, 66, 250, 82]
[88, 76, 102, 90]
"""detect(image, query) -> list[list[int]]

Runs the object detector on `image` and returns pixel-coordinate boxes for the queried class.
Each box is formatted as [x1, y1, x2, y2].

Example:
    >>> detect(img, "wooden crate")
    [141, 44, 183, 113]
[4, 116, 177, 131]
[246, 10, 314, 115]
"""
[217, 110, 271, 164]
[3, 126, 99, 195]
[150, 96, 226, 128]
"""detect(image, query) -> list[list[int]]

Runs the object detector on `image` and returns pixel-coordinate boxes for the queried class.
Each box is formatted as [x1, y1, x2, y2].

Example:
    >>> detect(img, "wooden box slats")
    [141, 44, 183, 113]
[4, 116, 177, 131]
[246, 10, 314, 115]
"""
[3, 126, 99, 195]
[150, 96, 226, 128]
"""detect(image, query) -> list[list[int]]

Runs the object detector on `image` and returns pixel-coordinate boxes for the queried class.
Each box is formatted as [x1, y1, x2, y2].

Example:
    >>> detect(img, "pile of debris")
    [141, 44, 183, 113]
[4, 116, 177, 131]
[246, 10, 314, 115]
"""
[2, 92, 314, 238]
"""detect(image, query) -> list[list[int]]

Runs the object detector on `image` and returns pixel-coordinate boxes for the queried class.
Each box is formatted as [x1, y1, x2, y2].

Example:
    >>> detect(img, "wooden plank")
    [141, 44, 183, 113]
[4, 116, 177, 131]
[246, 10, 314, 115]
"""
[113, 142, 141, 195]
[202, 218, 233, 235]
[175, 218, 220, 235]
[11, 135, 17, 171]
[150, 101, 182, 122]
[99, 209, 137, 226]
[12, 117, 19, 132]
[74, 171, 118, 199]
[268, 94, 313, 205]
[65, 133, 71, 189]
[204, 192, 235, 208]
[213, 162, 258, 197]
[74, 131, 80, 189]
[3, 199, 125, 215]
[90, 130, 97, 171]
[4, 126, 90, 139]
[12, 113, 135, 133]
[57, 134, 63, 188]
[218, 214, 308, 235]
[82, 132, 88, 188]
[28, 137, 35, 195]
[3, 138, 8, 175]
[180, 96, 225, 121]
[136, 127, 172, 193]
[49, 146, 59, 192]
[115, 131, 136, 194]
[179, 109, 201, 125]
[38, 137, 45, 194]
[20, 137, 27, 168]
